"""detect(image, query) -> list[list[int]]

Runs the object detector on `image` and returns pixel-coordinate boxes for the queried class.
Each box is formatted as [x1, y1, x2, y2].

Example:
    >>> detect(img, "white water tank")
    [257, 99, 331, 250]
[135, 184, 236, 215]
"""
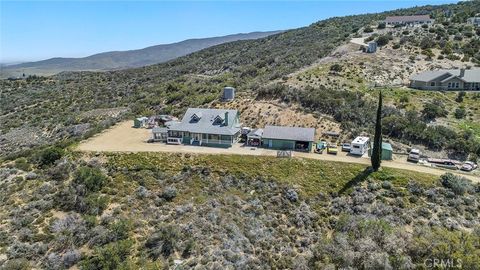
[222, 87, 235, 101]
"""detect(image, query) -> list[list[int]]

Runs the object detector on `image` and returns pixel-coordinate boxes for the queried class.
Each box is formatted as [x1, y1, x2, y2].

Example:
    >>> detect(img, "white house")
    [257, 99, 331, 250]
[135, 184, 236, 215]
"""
[350, 136, 370, 156]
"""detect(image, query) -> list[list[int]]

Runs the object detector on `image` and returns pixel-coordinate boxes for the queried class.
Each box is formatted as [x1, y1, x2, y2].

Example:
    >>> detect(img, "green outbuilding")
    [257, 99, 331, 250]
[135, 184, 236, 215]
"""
[262, 125, 315, 152]
[369, 142, 393, 160]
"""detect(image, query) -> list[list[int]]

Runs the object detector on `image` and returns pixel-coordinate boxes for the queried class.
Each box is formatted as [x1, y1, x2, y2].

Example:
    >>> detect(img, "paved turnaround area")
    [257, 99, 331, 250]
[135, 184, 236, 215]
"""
[77, 121, 480, 182]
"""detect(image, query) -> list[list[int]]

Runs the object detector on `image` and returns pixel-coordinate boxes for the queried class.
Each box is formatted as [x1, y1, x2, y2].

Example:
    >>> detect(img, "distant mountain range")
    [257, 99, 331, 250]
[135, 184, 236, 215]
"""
[0, 31, 281, 78]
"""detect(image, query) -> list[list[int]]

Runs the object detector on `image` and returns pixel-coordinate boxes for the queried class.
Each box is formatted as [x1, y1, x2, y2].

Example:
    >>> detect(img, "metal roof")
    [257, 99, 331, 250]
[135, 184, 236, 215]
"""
[247, 128, 264, 138]
[410, 69, 480, 83]
[384, 15, 431, 23]
[168, 108, 240, 135]
[382, 142, 393, 151]
[262, 125, 315, 142]
[352, 136, 370, 145]
[152, 127, 168, 133]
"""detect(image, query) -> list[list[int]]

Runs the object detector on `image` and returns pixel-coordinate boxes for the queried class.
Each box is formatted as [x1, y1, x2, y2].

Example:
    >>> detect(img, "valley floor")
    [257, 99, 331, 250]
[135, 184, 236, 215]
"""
[76, 121, 480, 182]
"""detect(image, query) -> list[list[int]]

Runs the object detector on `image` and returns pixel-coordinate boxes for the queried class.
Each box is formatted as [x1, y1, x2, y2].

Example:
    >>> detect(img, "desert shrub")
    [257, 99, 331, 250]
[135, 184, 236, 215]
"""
[74, 166, 107, 192]
[45, 249, 81, 270]
[364, 26, 374, 33]
[1, 258, 31, 270]
[376, 35, 390, 46]
[440, 173, 474, 195]
[161, 186, 177, 201]
[145, 225, 179, 259]
[80, 239, 133, 270]
[14, 158, 31, 171]
[109, 219, 133, 242]
[330, 63, 343, 72]
[454, 107, 466, 119]
[422, 101, 447, 121]
[455, 91, 466, 102]
[38, 147, 64, 167]
[377, 22, 386, 29]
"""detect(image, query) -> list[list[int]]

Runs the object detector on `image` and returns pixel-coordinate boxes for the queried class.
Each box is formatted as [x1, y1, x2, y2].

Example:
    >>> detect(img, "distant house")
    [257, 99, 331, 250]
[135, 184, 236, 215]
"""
[467, 16, 480, 27]
[409, 69, 480, 91]
[383, 15, 433, 26]
[166, 108, 241, 147]
[262, 125, 315, 152]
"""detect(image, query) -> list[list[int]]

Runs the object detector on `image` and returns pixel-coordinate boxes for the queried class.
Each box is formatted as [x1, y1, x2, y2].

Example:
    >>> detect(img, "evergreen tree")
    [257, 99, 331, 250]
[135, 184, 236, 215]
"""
[371, 91, 383, 171]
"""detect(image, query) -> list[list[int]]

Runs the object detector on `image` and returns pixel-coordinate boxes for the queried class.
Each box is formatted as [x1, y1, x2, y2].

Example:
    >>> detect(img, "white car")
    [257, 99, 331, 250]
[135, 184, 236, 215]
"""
[461, 161, 478, 172]
[407, 149, 421, 163]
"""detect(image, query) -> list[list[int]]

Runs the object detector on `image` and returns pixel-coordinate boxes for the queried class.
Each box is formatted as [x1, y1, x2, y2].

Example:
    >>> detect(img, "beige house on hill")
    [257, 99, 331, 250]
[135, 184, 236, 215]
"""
[409, 69, 480, 91]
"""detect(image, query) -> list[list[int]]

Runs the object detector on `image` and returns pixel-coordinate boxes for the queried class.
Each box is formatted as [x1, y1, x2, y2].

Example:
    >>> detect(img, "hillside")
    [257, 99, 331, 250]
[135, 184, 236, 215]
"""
[2, 2, 480, 161]
[2, 2, 480, 269]
[0, 31, 281, 78]
[1, 152, 479, 268]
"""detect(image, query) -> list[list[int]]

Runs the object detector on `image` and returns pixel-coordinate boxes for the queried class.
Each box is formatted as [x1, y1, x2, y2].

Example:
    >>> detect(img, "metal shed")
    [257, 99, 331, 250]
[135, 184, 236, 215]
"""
[369, 142, 393, 160]
[261, 125, 315, 152]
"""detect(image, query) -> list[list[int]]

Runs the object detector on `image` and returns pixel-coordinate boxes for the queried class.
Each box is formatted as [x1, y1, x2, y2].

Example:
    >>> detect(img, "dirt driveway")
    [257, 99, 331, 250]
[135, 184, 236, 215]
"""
[77, 121, 480, 183]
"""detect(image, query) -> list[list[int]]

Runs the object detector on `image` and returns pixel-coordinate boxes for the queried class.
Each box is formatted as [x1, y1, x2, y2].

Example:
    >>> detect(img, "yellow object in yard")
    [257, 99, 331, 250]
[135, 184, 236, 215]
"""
[327, 144, 338, 155]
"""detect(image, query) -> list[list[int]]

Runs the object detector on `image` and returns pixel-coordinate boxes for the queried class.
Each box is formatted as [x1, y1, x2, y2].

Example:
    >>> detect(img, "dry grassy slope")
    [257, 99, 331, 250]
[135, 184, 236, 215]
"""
[211, 98, 341, 142]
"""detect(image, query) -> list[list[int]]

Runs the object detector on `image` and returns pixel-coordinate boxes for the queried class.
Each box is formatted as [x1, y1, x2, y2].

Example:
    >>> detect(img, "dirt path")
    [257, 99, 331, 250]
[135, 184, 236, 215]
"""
[77, 121, 480, 183]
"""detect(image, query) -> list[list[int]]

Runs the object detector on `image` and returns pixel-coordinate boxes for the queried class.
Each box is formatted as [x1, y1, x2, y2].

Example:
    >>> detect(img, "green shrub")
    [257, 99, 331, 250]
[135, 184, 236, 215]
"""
[145, 225, 179, 259]
[376, 35, 389, 46]
[38, 147, 64, 167]
[330, 64, 343, 72]
[422, 101, 447, 121]
[74, 166, 107, 192]
[14, 158, 31, 171]
[364, 26, 374, 33]
[80, 239, 133, 270]
[440, 173, 473, 195]
[454, 107, 466, 119]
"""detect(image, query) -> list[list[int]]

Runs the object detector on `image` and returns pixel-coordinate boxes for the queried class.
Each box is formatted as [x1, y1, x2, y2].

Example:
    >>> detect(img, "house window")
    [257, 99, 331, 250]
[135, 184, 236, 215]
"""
[430, 82, 435, 87]
[447, 82, 452, 88]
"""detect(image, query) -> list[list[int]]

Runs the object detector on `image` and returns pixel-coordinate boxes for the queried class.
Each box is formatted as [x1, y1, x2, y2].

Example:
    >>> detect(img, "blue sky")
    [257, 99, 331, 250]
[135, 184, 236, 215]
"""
[1, 1, 456, 63]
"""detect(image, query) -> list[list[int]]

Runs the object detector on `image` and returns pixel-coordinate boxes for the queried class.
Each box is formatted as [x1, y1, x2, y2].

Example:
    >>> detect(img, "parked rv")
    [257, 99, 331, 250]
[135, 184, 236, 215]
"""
[350, 136, 370, 156]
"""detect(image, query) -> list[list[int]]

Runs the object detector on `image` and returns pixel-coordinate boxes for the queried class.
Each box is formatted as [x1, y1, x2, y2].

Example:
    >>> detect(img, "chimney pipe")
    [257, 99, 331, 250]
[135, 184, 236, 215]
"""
[224, 112, 229, 126]
[460, 68, 465, 78]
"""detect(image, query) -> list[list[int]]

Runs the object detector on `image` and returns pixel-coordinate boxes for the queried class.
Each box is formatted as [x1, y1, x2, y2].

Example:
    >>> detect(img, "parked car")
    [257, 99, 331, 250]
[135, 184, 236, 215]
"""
[327, 144, 338, 155]
[407, 149, 421, 163]
[341, 143, 351, 152]
[461, 161, 478, 172]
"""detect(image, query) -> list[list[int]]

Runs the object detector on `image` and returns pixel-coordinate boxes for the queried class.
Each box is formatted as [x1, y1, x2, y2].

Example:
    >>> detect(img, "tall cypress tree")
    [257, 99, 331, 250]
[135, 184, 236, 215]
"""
[371, 91, 383, 171]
